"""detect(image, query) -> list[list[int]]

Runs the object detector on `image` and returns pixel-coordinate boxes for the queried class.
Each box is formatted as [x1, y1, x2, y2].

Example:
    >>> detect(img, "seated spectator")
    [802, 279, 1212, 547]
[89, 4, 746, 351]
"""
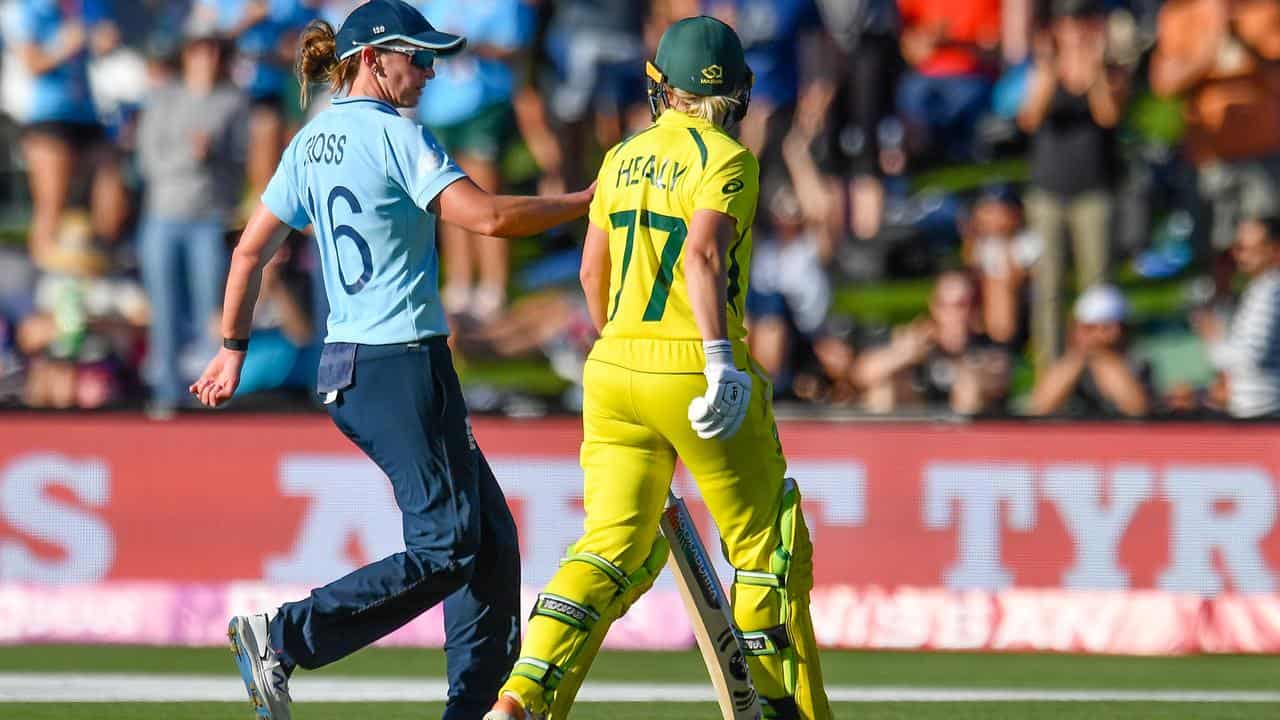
[0, 247, 39, 405]
[1019, 0, 1127, 371]
[1162, 377, 1230, 417]
[1194, 215, 1280, 418]
[896, 0, 1002, 164]
[471, 288, 597, 384]
[961, 185, 1038, 348]
[1028, 283, 1152, 417]
[234, 233, 321, 399]
[855, 270, 1011, 415]
[18, 212, 148, 410]
[801, 324, 863, 405]
[452, 283, 598, 413]
[746, 184, 833, 395]
[1150, 0, 1280, 294]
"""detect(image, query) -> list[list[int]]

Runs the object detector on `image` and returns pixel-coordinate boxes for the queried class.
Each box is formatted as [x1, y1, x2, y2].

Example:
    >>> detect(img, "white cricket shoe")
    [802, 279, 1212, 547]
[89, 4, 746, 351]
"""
[484, 692, 545, 720]
[228, 613, 292, 719]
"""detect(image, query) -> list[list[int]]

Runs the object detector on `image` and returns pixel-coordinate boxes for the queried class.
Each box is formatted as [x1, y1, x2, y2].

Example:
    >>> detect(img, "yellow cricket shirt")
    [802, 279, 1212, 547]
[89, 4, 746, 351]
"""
[586, 109, 760, 373]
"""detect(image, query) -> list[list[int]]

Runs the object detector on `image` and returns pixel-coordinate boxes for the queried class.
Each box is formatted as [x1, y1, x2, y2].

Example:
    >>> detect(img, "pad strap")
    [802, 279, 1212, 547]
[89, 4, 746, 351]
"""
[531, 593, 600, 632]
[563, 552, 632, 592]
[740, 624, 792, 656]
[734, 569, 784, 588]
[511, 657, 565, 691]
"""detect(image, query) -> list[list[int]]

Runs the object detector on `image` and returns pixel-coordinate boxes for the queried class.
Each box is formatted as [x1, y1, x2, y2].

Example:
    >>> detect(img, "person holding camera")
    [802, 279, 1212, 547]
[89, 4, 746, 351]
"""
[1018, 0, 1128, 372]
[1028, 283, 1152, 418]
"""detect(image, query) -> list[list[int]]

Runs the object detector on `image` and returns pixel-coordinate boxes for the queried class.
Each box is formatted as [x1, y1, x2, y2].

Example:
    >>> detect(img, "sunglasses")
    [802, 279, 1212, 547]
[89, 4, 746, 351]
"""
[356, 42, 436, 71]
[382, 46, 435, 71]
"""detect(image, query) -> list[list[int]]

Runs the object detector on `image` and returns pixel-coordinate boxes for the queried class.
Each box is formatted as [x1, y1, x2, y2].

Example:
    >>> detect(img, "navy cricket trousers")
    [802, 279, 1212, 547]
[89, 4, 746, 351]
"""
[268, 337, 521, 719]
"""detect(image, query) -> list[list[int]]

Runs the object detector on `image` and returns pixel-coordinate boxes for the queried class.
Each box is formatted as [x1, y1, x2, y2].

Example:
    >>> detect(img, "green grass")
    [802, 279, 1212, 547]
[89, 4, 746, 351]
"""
[1, 702, 1269, 720]
[5, 646, 1280, 691]
[4, 647, 1278, 718]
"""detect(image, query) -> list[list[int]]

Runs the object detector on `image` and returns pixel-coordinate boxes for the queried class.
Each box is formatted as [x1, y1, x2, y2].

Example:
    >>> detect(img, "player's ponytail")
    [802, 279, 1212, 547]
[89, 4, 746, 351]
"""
[297, 20, 358, 109]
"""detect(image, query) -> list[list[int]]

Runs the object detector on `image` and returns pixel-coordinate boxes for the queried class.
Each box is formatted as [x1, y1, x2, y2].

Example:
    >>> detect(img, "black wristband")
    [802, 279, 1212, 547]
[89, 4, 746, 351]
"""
[222, 337, 250, 352]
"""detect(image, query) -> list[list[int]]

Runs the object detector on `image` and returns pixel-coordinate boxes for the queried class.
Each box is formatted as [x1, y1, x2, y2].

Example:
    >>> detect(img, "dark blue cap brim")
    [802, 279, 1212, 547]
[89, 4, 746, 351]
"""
[410, 30, 466, 54]
[340, 31, 467, 60]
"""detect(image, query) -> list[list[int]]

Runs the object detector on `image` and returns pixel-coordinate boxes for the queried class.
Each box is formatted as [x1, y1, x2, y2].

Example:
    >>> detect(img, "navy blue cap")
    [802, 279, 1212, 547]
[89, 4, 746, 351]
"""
[335, 0, 466, 61]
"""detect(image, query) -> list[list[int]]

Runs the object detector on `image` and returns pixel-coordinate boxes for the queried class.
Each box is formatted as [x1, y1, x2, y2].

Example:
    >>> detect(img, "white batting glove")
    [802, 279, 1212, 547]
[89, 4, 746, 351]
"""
[688, 340, 752, 440]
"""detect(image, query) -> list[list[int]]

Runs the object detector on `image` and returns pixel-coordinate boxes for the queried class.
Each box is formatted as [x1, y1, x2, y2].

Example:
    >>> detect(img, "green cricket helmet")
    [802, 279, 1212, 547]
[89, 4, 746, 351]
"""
[646, 16, 754, 123]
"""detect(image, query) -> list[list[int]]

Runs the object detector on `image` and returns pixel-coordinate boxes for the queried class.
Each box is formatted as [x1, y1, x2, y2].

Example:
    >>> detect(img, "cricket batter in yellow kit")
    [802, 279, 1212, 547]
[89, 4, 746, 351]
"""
[487, 16, 831, 720]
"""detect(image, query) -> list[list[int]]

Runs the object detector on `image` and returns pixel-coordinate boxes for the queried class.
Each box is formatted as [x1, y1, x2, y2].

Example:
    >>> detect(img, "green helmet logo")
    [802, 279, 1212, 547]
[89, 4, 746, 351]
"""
[700, 65, 724, 85]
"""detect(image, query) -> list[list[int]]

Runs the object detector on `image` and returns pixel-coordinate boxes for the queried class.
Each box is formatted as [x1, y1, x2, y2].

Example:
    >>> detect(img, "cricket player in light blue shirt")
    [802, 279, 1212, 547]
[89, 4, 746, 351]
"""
[190, 2, 594, 718]
[262, 93, 465, 344]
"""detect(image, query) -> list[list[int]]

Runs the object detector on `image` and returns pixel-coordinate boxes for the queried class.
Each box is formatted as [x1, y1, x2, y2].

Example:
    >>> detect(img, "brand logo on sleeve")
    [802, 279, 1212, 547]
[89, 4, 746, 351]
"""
[722, 178, 744, 194]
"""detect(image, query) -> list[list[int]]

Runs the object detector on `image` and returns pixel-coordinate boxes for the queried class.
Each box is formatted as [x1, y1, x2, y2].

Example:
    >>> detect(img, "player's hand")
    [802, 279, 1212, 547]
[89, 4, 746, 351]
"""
[688, 340, 752, 440]
[189, 347, 246, 408]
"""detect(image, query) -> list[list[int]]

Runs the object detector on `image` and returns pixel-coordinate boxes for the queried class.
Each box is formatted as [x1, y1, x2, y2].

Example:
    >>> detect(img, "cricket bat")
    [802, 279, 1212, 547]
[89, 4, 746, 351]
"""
[660, 490, 763, 720]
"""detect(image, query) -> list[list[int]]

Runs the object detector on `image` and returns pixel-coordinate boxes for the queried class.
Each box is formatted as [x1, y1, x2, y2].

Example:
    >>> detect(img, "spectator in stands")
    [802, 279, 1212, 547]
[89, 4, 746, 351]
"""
[510, 0, 571, 197]
[1150, 0, 1280, 294]
[542, 0, 649, 191]
[746, 184, 833, 396]
[3, 0, 129, 266]
[702, 0, 824, 192]
[1194, 215, 1280, 418]
[191, 0, 319, 208]
[18, 211, 148, 409]
[0, 246, 38, 405]
[1018, 0, 1127, 371]
[961, 185, 1037, 348]
[1028, 283, 1152, 417]
[467, 287, 597, 401]
[235, 232, 321, 398]
[812, 0, 901, 241]
[419, 0, 533, 322]
[135, 17, 248, 416]
[855, 270, 1011, 415]
[896, 0, 1002, 164]
[780, 83, 841, 263]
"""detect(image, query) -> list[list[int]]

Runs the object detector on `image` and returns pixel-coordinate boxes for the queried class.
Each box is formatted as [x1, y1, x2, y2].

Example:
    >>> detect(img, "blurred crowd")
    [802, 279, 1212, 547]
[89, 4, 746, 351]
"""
[0, 0, 1279, 420]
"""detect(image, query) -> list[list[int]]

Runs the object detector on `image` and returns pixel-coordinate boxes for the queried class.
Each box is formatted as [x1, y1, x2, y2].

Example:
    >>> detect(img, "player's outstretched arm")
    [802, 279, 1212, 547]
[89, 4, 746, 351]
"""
[433, 177, 595, 239]
[579, 222, 611, 333]
[190, 204, 290, 407]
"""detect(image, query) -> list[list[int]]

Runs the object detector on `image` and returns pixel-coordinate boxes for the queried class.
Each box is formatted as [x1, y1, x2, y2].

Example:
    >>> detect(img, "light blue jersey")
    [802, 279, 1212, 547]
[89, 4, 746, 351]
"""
[1, 0, 102, 125]
[262, 96, 465, 344]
